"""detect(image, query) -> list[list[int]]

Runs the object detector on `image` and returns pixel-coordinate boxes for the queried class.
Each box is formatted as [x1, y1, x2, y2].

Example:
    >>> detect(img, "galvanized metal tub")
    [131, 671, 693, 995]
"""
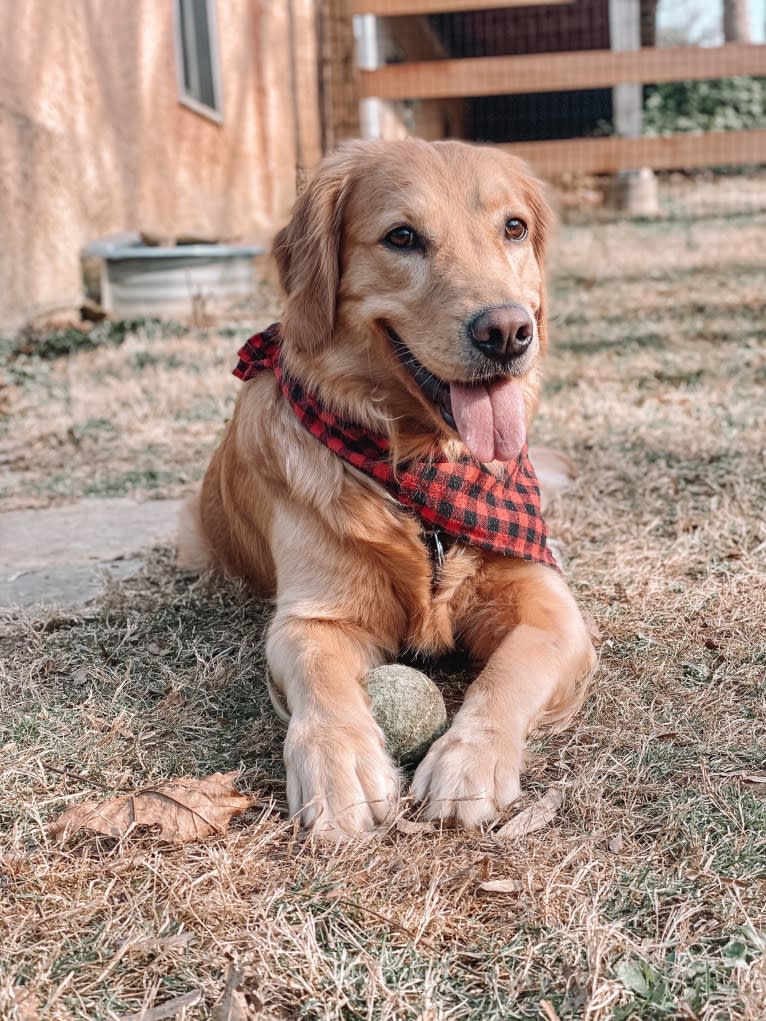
[83, 235, 266, 319]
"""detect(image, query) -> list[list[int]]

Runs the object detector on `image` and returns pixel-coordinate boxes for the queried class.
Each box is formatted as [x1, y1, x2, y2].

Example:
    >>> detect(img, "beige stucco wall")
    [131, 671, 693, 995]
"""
[0, 0, 321, 332]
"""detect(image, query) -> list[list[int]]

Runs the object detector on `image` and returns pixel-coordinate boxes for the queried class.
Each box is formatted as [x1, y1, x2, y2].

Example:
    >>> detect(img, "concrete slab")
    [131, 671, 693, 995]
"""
[0, 497, 184, 612]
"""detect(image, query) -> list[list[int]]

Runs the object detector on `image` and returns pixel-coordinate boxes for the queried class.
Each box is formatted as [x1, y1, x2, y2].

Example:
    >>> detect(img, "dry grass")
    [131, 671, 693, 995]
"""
[1, 206, 765, 1020]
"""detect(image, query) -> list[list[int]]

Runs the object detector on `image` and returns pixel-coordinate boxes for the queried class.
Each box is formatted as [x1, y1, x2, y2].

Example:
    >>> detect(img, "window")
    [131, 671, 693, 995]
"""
[175, 0, 222, 121]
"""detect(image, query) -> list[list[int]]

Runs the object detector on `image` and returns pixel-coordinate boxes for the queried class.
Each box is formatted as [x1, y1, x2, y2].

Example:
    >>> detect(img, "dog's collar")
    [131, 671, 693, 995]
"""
[234, 324, 557, 570]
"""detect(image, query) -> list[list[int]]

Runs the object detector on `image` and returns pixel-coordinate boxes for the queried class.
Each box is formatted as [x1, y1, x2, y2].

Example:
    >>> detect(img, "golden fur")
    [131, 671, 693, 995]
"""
[180, 139, 596, 837]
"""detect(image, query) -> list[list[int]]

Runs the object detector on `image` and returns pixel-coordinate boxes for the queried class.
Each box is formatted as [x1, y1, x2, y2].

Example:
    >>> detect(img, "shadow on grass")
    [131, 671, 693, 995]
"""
[3, 550, 481, 827]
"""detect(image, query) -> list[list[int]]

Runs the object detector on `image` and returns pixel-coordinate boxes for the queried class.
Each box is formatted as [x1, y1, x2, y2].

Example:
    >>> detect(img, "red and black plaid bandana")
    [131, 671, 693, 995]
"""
[234, 324, 557, 569]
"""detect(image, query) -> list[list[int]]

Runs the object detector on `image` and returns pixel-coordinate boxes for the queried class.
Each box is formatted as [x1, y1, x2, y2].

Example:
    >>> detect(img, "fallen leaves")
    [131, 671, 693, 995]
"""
[477, 877, 523, 894]
[495, 788, 564, 840]
[582, 609, 604, 648]
[476, 791, 566, 893]
[49, 772, 251, 844]
[608, 831, 625, 854]
[12, 988, 39, 1021]
[213, 988, 252, 1021]
[735, 770, 766, 785]
[119, 989, 202, 1021]
[213, 967, 254, 1021]
[394, 817, 435, 835]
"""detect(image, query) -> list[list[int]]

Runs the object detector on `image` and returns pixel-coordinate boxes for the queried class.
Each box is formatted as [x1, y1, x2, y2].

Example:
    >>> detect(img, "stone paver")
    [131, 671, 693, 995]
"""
[0, 498, 184, 612]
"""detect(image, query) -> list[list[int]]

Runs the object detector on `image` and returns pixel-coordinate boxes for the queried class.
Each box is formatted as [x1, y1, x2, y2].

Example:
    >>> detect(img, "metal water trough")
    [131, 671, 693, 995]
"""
[84, 234, 266, 319]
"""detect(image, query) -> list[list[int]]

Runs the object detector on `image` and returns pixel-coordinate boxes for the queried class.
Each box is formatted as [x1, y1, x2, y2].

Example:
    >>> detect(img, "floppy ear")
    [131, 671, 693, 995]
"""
[502, 152, 554, 354]
[521, 169, 554, 354]
[272, 148, 356, 354]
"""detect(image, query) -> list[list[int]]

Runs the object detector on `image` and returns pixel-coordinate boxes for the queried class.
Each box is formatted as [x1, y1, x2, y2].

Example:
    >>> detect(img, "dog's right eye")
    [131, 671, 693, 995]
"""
[384, 226, 419, 250]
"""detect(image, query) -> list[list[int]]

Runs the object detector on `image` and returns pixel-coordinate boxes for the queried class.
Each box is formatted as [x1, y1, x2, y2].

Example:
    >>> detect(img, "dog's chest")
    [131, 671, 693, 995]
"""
[401, 531, 481, 656]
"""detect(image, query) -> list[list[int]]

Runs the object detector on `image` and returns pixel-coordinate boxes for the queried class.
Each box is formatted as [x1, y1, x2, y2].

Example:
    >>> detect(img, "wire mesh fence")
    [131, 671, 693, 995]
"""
[339, 0, 766, 222]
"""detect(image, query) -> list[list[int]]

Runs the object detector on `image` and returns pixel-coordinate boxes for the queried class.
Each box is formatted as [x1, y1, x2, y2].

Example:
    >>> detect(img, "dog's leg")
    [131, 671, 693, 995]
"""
[412, 560, 596, 827]
[266, 508, 404, 838]
[267, 615, 399, 837]
[176, 490, 210, 571]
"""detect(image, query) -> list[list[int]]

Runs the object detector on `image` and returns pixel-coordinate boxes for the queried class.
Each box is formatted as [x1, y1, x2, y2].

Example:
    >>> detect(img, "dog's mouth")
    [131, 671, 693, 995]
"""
[384, 325, 528, 463]
[384, 325, 457, 429]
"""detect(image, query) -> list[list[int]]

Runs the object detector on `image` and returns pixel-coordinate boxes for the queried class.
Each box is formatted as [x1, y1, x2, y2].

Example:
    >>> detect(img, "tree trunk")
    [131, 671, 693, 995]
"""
[723, 0, 751, 42]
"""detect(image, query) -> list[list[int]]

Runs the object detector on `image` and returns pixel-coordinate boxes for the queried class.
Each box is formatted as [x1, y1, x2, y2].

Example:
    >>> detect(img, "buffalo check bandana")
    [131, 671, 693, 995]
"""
[234, 323, 557, 569]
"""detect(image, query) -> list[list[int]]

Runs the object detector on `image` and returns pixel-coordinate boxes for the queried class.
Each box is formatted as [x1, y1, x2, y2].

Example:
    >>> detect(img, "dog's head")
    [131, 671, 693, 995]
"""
[273, 139, 552, 463]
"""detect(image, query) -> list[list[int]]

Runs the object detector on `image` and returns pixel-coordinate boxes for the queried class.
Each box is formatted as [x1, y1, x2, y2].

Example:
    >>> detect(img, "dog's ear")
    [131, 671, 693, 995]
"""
[520, 169, 554, 354]
[272, 147, 356, 354]
[502, 153, 554, 354]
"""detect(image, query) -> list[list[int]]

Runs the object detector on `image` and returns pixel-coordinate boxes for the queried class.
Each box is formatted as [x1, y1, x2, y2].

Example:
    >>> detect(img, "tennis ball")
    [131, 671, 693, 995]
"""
[363, 664, 448, 765]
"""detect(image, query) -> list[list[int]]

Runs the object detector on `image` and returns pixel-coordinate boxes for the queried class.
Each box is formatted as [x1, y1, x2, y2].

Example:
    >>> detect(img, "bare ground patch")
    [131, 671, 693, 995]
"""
[1, 211, 765, 1019]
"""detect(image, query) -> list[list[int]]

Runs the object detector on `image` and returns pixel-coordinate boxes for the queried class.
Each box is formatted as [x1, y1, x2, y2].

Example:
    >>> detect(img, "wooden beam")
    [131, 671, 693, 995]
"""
[348, 0, 570, 14]
[501, 130, 766, 175]
[609, 0, 642, 138]
[360, 42, 766, 99]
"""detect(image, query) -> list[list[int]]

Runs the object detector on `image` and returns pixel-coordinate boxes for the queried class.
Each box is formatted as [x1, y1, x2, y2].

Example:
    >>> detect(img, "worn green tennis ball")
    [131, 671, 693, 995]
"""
[364, 664, 448, 765]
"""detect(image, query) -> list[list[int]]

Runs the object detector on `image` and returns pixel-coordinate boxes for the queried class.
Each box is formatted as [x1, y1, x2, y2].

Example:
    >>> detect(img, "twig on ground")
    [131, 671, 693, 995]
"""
[118, 988, 202, 1021]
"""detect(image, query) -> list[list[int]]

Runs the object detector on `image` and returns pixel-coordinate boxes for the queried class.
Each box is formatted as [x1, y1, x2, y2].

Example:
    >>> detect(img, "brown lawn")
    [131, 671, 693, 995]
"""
[1, 198, 765, 1020]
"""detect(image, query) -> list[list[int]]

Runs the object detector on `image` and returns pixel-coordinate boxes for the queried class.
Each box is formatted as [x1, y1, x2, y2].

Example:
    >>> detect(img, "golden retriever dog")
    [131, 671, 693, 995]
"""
[179, 139, 596, 837]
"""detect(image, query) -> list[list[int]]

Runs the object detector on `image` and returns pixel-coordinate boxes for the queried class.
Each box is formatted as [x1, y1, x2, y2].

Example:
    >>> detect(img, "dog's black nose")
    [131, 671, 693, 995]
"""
[468, 305, 534, 362]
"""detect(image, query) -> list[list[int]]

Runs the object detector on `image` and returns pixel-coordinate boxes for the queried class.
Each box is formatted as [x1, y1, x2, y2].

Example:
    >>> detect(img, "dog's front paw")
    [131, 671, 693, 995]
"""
[284, 714, 399, 838]
[411, 714, 522, 828]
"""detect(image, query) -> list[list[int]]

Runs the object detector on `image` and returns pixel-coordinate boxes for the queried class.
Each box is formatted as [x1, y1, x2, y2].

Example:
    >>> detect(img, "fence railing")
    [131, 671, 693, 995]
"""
[348, 1, 766, 176]
[350, 0, 567, 13]
[502, 130, 766, 175]
[360, 43, 766, 102]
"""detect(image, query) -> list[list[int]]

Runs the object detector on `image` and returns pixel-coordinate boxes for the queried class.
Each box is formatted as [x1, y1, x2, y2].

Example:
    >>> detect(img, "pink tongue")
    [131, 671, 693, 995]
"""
[450, 377, 527, 463]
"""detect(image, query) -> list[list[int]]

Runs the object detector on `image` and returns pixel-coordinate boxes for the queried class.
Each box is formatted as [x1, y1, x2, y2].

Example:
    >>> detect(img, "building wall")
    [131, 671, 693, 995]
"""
[0, 0, 321, 332]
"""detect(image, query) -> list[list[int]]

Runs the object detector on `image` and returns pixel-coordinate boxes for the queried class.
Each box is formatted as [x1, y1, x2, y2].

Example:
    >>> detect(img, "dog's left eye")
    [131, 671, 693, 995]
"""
[384, 226, 420, 250]
[504, 218, 528, 242]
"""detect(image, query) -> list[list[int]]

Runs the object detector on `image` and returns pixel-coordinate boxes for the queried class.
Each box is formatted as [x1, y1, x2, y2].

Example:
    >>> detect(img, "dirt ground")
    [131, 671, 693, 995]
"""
[1, 202, 765, 1020]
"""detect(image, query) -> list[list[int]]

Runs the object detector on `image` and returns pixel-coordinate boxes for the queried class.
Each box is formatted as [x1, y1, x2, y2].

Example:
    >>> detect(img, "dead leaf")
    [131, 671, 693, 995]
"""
[49, 772, 251, 844]
[213, 968, 251, 1021]
[582, 610, 603, 647]
[213, 989, 251, 1021]
[608, 832, 624, 853]
[495, 788, 564, 840]
[85, 712, 135, 740]
[395, 817, 435, 835]
[436, 865, 474, 889]
[738, 771, 766, 784]
[119, 990, 202, 1021]
[477, 878, 523, 894]
[12, 988, 39, 1021]
[713, 767, 766, 784]
[540, 1000, 561, 1021]
[72, 666, 90, 687]
[122, 932, 195, 956]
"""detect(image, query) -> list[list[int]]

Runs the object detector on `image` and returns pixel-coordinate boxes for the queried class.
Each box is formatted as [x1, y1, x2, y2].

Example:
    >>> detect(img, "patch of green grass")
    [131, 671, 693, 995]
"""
[176, 399, 234, 423]
[128, 350, 189, 372]
[30, 467, 192, 502]
[1, 318, 188, 363]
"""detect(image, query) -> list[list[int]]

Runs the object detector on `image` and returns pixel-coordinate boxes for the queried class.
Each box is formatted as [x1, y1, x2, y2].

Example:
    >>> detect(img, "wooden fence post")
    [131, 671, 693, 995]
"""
[318, 0, 361, 152]
[609, 0, 659, 213]
[357, 13, 383, 138]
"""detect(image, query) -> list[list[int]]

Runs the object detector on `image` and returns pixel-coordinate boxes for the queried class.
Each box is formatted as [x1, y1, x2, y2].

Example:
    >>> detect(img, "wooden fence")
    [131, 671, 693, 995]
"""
[348, 0, 766, 176]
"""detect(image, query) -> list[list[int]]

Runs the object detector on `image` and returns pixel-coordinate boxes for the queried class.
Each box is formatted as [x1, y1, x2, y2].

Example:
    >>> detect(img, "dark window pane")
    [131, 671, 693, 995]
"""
[178, 0, 218, 113]
[192, 0, 216, 110]
[178, 0, 194, 95]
